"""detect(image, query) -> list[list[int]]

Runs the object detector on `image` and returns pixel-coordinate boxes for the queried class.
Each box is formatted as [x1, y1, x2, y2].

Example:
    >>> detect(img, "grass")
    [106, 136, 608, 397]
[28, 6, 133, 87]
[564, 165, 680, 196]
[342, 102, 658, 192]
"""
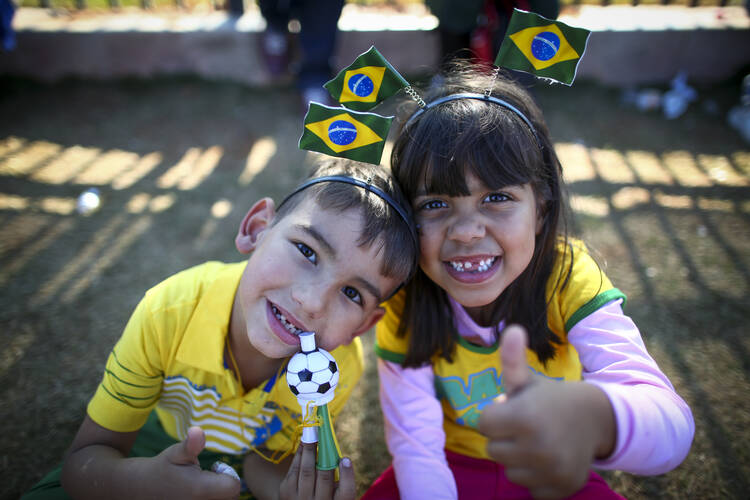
[0, 73, 748, 499]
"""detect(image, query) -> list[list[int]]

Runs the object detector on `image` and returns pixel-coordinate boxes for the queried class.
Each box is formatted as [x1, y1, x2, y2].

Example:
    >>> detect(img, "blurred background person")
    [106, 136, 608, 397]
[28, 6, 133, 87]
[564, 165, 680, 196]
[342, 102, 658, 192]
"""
[426, 0, 560, 65]
[256, 0, 345, 110]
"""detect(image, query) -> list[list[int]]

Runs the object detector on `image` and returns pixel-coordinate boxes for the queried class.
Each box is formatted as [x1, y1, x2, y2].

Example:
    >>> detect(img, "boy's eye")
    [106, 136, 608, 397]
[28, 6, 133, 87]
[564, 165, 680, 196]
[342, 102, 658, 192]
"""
[342, 286, 363, 306]
[485, 192, 511, 203]
[418, 199, 447, 211]
[295, 242, 317, 264]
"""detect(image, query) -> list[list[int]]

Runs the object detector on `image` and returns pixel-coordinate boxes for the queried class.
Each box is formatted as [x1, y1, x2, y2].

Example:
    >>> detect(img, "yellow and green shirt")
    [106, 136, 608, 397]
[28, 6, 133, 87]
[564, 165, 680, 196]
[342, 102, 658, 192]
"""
[88, 261, 363, 455]
[374, 241, 625, 460]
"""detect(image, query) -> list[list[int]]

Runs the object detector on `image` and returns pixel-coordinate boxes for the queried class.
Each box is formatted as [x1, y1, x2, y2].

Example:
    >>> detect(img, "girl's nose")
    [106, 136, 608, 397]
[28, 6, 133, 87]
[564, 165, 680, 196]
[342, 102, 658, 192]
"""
[447, 214, 485, 244]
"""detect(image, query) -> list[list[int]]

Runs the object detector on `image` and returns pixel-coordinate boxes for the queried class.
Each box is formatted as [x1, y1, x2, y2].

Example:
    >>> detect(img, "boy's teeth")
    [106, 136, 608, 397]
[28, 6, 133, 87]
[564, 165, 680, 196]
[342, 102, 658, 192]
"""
[449, 257, 496, 273]
[272, 305, 302, 334]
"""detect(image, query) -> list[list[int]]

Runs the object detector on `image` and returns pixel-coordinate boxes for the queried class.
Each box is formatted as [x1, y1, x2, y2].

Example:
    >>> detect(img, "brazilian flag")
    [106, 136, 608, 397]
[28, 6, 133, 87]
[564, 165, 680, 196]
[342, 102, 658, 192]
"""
[324, 46, 409, 111]
[494, 9, 590, 86]
[299, 102, 393, 165]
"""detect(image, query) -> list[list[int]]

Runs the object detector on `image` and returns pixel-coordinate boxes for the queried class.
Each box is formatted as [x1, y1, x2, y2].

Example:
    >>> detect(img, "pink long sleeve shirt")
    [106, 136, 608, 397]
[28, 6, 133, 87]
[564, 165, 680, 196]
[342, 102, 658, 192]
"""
[378, 298, 695, 500]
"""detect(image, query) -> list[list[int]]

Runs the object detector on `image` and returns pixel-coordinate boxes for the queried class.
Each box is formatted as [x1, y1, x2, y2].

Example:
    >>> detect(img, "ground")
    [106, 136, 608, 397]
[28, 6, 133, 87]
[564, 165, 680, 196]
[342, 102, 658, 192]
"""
[1, 72, 749, 499]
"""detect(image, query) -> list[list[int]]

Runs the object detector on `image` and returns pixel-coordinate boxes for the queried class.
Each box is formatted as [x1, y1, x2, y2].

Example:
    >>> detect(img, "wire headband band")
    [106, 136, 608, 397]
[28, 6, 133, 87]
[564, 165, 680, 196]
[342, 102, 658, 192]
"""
[405, 92, 541, 145]
[280, 175, 413, 231]
[278, 175, 419, 295]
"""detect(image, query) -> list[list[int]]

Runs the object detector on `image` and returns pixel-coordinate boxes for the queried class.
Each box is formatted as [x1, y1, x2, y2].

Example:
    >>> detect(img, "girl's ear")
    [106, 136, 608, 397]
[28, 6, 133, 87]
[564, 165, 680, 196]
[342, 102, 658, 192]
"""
[236, 197, 276, 254]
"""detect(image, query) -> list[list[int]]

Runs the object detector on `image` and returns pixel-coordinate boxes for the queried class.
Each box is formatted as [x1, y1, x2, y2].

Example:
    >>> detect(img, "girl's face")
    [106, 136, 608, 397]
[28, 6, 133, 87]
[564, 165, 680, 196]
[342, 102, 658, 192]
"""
[413, 171, 541, 323]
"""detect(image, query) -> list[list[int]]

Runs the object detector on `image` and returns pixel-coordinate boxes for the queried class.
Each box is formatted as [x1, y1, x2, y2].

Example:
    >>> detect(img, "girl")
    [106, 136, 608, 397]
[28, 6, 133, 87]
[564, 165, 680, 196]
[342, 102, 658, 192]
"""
[364, 63, 695, 500]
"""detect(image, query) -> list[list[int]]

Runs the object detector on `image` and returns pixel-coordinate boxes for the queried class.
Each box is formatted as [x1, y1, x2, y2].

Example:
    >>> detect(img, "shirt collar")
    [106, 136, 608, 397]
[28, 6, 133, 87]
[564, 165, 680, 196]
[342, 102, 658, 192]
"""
[176, 261, 245, 375]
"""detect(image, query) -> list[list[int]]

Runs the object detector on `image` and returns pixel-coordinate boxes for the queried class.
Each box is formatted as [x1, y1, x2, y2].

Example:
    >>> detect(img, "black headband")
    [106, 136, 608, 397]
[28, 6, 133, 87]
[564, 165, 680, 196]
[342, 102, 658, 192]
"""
[279, 175, 419, 298]
[405, 92, 541, 146]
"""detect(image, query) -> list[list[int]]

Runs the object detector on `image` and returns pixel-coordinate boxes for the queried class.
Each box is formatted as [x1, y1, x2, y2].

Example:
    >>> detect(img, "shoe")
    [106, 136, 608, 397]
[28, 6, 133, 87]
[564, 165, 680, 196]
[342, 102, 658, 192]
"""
[259, 28, 290, 79]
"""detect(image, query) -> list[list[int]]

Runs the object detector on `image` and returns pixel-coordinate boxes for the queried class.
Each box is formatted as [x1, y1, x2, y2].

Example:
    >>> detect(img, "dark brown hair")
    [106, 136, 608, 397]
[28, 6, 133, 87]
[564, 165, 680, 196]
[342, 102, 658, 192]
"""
[276, 158, 418, 296]
[391, 62, 572, 367]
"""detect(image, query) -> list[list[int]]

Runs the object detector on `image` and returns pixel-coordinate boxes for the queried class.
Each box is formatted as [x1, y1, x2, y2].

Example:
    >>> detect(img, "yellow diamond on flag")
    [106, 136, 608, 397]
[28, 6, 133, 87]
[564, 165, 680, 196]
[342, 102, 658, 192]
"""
[339, 66, 387, 104]
[304, 112, 384, 154]
[510, 24, 580, 71]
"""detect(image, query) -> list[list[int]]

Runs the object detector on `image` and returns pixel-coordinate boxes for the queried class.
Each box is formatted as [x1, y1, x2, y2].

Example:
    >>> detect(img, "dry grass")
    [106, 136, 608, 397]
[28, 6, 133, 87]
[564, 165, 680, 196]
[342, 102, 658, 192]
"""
[1, 74, 748, 499]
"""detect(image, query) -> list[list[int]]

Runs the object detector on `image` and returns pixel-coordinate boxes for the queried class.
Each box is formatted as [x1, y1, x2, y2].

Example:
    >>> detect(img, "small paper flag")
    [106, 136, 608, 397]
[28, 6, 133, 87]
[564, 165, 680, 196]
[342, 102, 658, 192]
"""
[299, 102, 393, 165]
[494, 9, 590, 86]
[324, 46, 409, 111]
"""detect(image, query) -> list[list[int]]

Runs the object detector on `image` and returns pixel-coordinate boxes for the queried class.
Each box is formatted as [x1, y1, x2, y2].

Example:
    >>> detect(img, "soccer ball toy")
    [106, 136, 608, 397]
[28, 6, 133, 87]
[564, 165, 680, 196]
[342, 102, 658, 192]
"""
[286, 331, 339, 406]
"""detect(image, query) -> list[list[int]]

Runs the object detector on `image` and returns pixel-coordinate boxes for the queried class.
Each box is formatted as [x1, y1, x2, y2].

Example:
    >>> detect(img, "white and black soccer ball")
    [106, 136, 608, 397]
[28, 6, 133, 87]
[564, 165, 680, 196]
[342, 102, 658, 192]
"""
[286, 347, 339, 405]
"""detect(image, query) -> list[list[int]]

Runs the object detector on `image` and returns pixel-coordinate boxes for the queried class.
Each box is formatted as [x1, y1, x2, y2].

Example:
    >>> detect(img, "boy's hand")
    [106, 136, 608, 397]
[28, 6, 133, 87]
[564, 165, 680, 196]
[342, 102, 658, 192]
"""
[279, 443, 355, 500]
[477, 325, 614, 500]
[156, 426, 241, 500]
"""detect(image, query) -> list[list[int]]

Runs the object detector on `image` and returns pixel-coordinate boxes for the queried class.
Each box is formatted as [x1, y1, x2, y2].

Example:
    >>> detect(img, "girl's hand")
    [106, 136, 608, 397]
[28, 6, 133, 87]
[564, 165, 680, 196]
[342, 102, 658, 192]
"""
[477, 325, 616, 500]
[279, 443, 356, 500]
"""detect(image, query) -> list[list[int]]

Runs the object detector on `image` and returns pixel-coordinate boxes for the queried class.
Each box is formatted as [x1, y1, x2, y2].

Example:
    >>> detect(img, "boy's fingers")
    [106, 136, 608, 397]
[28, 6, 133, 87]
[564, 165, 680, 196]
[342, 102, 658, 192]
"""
[280, 445, 304, 497]
[314, 467, 335, 500]
[166, 426, 206, 466]
[499, 325, 531, 396]
[334, 457, 356, 500]
[194, 468, 242, 499]
[297, 442, 317, 493]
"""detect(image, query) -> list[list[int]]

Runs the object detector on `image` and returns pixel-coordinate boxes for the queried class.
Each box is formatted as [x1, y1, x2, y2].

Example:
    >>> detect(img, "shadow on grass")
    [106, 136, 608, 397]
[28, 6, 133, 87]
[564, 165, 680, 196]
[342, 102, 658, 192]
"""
[0, 75, 748, 500]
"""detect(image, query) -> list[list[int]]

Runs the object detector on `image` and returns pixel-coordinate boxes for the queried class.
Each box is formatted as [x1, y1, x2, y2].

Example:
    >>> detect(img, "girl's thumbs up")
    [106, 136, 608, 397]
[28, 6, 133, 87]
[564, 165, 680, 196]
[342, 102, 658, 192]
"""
[499, 324, 531, 397]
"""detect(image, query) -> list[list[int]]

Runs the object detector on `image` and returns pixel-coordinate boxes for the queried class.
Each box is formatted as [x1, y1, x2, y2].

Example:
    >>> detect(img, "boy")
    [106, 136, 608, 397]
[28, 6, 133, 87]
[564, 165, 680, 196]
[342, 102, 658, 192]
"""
[23, 159, 418, 500]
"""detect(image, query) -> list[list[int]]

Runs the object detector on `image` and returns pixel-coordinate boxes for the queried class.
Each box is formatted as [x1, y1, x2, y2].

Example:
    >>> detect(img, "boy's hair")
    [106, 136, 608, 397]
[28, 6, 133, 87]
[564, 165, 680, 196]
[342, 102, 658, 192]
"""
[391, 61, 572, 367]
[276, 158, 418, 297]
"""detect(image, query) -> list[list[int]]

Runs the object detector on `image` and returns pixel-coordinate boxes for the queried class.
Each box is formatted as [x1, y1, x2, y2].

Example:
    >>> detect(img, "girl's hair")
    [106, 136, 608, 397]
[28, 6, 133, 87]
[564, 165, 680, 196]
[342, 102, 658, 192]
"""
[391, 61, 572, 367]
[276, 158, 418, 293]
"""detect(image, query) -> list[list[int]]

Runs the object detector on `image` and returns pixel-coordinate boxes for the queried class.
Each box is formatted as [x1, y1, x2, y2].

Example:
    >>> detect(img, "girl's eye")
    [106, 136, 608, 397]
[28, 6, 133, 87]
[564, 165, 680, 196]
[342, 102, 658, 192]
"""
[418, 199, 447, 211]
[342, 286, 363, 306]
[485, 192, 511, 203]
[295, 242, 317, 264]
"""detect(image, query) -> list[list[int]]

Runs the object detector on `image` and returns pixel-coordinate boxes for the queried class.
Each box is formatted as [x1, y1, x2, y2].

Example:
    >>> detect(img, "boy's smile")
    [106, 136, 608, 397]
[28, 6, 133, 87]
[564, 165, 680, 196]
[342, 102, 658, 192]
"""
[231, 196, 397, 365]
[413, 172, 540, 325]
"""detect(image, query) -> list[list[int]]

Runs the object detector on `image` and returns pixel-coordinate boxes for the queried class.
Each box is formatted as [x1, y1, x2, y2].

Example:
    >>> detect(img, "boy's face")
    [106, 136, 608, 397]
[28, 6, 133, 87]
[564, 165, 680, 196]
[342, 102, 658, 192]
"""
[233, 196, 399, 359]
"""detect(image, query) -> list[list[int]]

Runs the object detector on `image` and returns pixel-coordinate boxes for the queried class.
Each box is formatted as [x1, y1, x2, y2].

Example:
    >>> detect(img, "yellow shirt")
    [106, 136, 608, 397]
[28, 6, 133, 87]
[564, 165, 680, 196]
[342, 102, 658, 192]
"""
[375, 241, 625, 459]
[88, 261, 363, 455]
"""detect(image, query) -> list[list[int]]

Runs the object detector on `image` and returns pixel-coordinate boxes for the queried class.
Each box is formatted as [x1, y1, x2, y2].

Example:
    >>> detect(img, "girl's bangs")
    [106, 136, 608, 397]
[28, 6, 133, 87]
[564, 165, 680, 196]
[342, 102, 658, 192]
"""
[418, 129, 534, 197]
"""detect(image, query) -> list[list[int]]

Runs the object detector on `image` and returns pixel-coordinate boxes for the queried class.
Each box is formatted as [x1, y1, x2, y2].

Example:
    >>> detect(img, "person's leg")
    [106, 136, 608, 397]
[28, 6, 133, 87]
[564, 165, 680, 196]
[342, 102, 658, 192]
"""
[294, 0, 345, 103]
[257, 0, 292, 78]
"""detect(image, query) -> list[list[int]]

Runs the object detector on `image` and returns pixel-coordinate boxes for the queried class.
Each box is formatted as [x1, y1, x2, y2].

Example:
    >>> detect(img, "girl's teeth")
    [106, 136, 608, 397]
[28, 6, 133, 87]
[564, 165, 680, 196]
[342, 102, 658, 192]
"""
[450, 257, 495, 273]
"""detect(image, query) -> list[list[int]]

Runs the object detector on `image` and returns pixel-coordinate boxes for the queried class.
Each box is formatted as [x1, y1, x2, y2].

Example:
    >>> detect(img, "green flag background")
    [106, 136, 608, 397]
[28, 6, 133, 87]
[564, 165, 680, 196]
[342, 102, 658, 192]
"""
[494, 9, 590, 86]
[324, 46, 409, 111]
[299, 102, 393, 165]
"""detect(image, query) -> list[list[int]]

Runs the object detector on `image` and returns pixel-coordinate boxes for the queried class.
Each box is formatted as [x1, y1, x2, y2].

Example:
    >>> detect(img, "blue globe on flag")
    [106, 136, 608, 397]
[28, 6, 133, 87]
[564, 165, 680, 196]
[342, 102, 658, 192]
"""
[347, 74, 375, 98]
[328, 120, 358, 146]
[531, 31, 560, 61]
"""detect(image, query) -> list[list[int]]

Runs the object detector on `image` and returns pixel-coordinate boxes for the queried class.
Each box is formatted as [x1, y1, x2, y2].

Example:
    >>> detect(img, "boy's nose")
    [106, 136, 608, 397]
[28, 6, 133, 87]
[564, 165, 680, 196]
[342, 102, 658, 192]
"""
[447, 214, 485, 244]
[291, 281, 327, 319]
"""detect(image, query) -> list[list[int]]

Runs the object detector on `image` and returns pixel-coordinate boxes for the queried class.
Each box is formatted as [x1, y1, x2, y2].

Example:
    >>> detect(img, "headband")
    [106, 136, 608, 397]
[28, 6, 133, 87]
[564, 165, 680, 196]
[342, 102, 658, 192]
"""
[279, 175, 419, 294]
[405, 92, 541, 146]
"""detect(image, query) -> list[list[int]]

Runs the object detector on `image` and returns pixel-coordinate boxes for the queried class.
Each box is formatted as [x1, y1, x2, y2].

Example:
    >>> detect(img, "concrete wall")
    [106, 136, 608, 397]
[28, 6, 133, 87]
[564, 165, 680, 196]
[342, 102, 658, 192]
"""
[1, 6, 749, 88]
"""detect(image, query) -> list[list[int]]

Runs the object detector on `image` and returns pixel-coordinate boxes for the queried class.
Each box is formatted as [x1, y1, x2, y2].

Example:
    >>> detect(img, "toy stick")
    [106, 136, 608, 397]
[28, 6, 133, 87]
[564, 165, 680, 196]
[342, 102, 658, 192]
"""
[286, 331, 342, 469]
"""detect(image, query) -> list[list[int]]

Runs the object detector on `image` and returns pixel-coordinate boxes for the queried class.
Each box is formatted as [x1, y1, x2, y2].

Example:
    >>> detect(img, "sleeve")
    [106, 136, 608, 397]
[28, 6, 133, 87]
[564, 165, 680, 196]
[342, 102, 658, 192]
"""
[378, 359, 458, 500]
[87, 293, 165, 432]
[568, 299, 695, 475]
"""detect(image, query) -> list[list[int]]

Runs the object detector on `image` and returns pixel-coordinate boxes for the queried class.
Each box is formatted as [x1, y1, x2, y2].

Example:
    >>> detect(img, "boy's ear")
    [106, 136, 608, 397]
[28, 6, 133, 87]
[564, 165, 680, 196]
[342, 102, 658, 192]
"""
[236, 197, 276, 254]
[351, 306, 386, 339]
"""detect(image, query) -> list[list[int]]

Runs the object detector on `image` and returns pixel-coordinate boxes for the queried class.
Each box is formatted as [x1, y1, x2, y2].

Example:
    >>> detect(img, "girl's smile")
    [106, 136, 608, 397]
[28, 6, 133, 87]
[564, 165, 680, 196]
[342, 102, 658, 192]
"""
[444, 254, 500, 284]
